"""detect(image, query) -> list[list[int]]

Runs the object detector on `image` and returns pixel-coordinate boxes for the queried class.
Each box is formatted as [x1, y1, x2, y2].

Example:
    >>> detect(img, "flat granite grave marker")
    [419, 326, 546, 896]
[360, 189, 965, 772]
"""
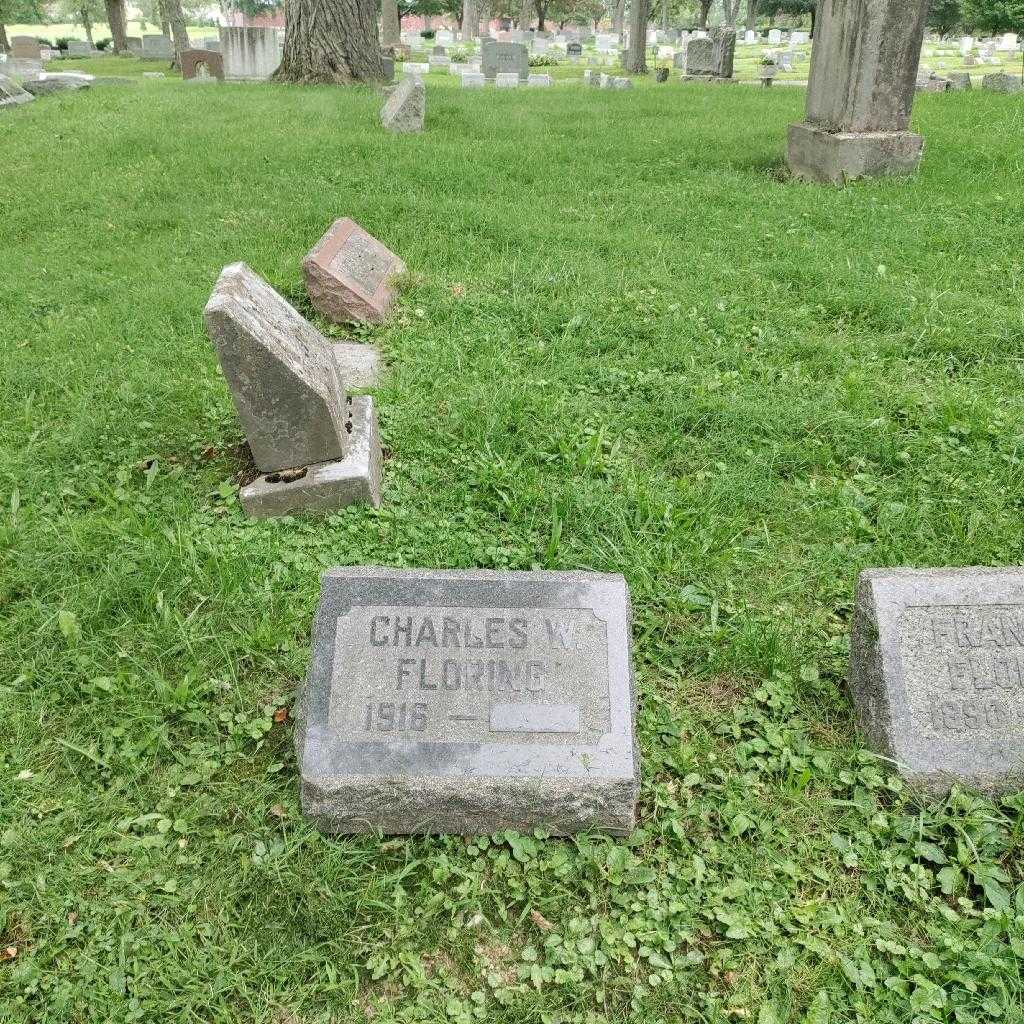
[303, 218, 405, 324]
[297, 568, 639, 834]
[849, 567, 1024, 795]
[203, 262, 382, 517]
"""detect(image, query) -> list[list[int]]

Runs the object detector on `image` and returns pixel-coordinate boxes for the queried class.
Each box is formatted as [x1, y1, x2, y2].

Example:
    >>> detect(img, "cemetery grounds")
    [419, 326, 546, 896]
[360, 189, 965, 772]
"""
[2, 72, 1024, 1023]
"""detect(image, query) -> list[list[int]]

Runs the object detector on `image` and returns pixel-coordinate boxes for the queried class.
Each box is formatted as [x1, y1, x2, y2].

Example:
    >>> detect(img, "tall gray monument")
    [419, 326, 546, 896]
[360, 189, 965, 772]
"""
[297, 568, 639, 835]
[787, 0, 929, 184]
[849, 568, 1024, 796]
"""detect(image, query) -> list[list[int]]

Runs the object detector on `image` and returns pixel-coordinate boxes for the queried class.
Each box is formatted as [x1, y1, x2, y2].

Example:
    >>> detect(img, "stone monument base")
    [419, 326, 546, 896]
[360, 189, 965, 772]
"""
[680, 74, 737, 84]
[240, 396, 382, 518]
[787, 122, 924, 184]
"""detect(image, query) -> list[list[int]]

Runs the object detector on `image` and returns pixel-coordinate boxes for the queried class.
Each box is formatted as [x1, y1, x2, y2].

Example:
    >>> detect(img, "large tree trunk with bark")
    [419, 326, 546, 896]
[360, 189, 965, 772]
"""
[462, 0, 478, 39]
[698, 0, 712, 29]
[745, 0, 756, 33]
[380, 0, 400, 49]
[159, 0, 189, 64]
[518, 0, 531, 29]
[275, 0, 383, 84]
[722, 0, 740, 26]
[478, 2, 491, 37]
[105, 0, 129, 53]
[612, 0, 625, 38]
[625, 0, 649, 72]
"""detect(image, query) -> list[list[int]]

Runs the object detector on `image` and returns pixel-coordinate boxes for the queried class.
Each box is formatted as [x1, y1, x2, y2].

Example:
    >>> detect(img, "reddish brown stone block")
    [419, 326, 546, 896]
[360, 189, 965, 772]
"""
[303, 219, 405, 325]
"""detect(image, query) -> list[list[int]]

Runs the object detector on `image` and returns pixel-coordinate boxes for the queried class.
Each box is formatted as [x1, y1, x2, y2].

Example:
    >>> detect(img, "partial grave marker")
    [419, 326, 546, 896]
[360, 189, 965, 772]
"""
[983, 72, 1021, 93]
[181, 49, 224, 82]
[380, 74, 425, 133]
[0, 72, 34, 109]
[297, 568, 639, 834]
[849, 567, 1024, 796]
[220, 27, 280, 80]
[303, 218, 405, 325]
[203, 262, 381, 517]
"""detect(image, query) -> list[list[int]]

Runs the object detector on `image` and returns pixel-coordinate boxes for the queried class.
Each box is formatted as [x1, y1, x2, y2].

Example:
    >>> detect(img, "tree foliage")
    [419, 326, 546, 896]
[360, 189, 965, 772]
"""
[960, 0, 1024, 32]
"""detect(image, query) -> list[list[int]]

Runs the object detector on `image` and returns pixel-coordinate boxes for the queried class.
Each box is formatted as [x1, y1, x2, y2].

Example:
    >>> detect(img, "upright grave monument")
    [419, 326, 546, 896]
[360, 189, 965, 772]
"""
[787, 0, 929, 183]
[181, 49, 224, 82]
[203, 263, 382, 517]
[220, 27, 280, 81]
[142, 34, 174, 59]
[297, 568, 639, 834]
[849, 568, 1024, 795]
[683, 26, 736, 80]
[481, 39, 529, 82]
[303, 218, 405, 324]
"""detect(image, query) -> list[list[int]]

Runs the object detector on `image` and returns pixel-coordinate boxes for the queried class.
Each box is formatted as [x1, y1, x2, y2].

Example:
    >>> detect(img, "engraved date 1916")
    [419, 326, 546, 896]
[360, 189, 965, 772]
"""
[364, 701, 428, 733]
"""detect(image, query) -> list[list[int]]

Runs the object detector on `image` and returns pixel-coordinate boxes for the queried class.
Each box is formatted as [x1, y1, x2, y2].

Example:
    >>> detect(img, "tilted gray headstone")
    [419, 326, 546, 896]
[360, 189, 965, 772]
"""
[380, 75, 425, 133]
[203, 262, 349, 474]
[0, 72, 34, 108]
[849, 567, 1024, 796]
[297, 568, 639, 835]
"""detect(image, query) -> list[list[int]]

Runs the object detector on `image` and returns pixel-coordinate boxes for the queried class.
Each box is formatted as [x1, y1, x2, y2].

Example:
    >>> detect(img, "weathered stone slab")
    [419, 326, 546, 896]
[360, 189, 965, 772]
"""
[142, 34, 173, 59]
[461, 71, 485, 87]
[495, 72, 519, 88]
[66, 40, 93, 56]
[0, 72, 34, 109]
[303, 218, 404, 325]
[181, 49, 224, 81]
[947, 72, 972, 90]
[203, 262, 349, 474]
[481, 39, 528, 81]
[684, 27, 735, 78]
[380, 75, 424, 133]
[789, 0, 928, 182]
[11, 35, 41, 59]
[527, 73, 552, 87]
[21, 72, 93, 95]
[983, 73, 1021, 93]
[849, 568, 1024, 796]
[297, 568, 639, 834]
[220, 27, 279, 81]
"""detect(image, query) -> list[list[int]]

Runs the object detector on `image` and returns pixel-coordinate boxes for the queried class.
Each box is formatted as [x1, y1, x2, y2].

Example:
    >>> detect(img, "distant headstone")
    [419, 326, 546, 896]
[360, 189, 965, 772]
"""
[142, 34, 173, 59]
[527, 73, 552, 87]
[431, 44, 447, 56]
[296, 568, 639, 835]
[495, 71, 519, 87]
[0, 72, 34, 109]
[947, 72, 972, 90]
[181, 49, 224, 81]
[66, 40, 93, 56]
[22, 72, 92, 94]
[925, 77, 950, 92]
[380, 55, 395, 82]
[481, 39, 528, 81]
[612, 76, 632, 89]
[850, 567, 1024, 796]
[567, 42, 582, 57]
[11, 36, 41, 59]
[125, 37, 143, 55]
[461, 71, 485, 87]
[655, 67, 669, 83]
[768, 29, 782, 44]
[402, 62, 429, 75]
[428, 54, 451, 69]
[220, 27, 279, 80]
[303, 218, 406, 325]
[684, 27, 735, 78]
[983, 72, 1021, 93]
[203, 263, 381, 517]
[380, 75, 425, 134]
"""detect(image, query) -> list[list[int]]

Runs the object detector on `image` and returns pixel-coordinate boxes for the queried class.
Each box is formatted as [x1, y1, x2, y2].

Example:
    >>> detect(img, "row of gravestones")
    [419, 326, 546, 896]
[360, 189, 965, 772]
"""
[199, 218, 1024, 836]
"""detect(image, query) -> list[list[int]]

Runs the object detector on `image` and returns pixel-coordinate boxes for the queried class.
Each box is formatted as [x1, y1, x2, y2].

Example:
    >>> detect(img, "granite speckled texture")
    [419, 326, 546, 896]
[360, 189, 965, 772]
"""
[297, 569, 639, 834]
[849, 567, 1024, 796]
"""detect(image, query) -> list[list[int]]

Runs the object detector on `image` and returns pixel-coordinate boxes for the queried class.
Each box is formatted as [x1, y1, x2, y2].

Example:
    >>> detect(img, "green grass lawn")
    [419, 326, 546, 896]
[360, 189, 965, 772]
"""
[3, 78, 1024, 1023]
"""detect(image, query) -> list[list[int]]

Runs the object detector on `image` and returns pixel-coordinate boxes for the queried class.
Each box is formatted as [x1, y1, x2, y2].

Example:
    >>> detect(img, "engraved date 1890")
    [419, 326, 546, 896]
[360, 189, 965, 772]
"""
[364, 701, 427, 733]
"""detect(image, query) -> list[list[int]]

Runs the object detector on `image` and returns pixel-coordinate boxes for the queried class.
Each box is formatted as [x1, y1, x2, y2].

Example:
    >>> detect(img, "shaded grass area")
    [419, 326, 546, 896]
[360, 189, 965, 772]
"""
[2, 80, 1024, 1022]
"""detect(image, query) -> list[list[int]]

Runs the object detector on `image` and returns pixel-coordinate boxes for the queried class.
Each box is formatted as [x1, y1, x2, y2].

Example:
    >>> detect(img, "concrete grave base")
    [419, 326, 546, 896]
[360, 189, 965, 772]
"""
[787, 122, 924, 184]
[680, 74, 737, 84]
[240, 395, 382, 518]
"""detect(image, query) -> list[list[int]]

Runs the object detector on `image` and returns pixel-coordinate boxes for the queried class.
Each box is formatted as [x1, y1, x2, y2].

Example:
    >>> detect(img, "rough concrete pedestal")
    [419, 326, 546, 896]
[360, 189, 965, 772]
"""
[787, 123, 924, 184]
[787, 0, 929, 184]
[240, 395, 382, 518]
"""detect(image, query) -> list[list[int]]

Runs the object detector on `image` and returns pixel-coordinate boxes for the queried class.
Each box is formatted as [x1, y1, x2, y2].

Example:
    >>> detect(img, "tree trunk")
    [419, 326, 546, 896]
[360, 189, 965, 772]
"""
[105, 0, 129, 53]
[612, 0, 625, 38]
[0, 24, 9, 54]
[518, 0, 531, 30]
[381, 0, 400, 49]
[626, 0, 649, 72]
[659, 0, 667, 31]
[158, 0, 189, 64]
[745, 0, 756, 33]
[722, 0, 740, 26]
[274, 0, 383, 84]
[462, 0, 478, 39]
[698, 0, 712, 29]
[81, 10, 95, 45]
[478, 3, 490, 37]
